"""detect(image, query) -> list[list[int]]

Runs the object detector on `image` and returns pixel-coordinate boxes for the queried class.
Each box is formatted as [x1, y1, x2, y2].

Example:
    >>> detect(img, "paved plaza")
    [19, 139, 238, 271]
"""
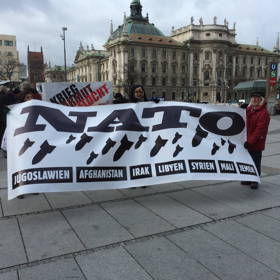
[0, 116, 279, 280]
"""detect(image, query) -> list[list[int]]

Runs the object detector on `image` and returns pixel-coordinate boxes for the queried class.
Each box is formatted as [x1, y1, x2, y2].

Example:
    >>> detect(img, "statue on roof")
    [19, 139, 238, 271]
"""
[224, 18, 228, 26]
[213, 16, 217, 25]
[233, 22, 236, 30]
[190, 16, 194, 24]
[199, 17, 203, 25]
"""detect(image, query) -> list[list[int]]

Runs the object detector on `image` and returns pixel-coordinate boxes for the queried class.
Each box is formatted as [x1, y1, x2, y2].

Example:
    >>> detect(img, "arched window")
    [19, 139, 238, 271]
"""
[204, 71, 210, 80]
[141, 62, 146, 73]
[205, 51, 211, 60]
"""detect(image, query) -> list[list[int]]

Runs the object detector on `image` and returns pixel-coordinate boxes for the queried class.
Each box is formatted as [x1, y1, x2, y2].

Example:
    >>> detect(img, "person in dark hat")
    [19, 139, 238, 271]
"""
[242, 92, 270, 189]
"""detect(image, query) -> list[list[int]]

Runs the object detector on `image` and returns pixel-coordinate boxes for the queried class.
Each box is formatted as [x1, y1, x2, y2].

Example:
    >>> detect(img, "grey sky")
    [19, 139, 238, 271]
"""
[0, 0, 279, 66]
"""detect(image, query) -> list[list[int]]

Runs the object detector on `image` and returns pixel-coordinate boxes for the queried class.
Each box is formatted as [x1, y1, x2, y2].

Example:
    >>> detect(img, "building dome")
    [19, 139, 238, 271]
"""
[108, 0, 165, 42]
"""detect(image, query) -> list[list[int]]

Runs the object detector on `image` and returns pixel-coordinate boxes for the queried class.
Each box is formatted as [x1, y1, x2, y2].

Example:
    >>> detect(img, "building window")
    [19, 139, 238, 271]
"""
[182, 79, 185, 86]
[141, 77, 146, 85]
[141, 62, 146, 73]
[162, 63, 167, 73]
[258, 57, 261, 65]
[243, 56, 246, 64]
[242, 67, 247, 77]
[181, 92, 185, 100]
[162, 77, 166, 86]
[206, 33, 211, 37]
[250, 67, 254, 77]
[182, 65, 185, 73]
[182, 52, 186, 60]
[172, 92, 176, 100]
[0, 40, 2, 46]
[152, 49, 157, 59]
[152, 77, 156, 86]
[205, 51, 210, 60]
[152, 62, 157, 73]
[130, 48, 135, 57]
[251, 57, 254, 64]
[204, 71, 210, 80]
[203, 92, 208, 97]
[4, 40, 13, 46]
[172, 78, 176, 86]
[130, 64, 135, 72]
[172, 51, 176, 60]
[236, 57, 239, 64]
[219, 33, 222, 37]
[142, 48, 146, 57]
[172, 64, 176, 73]
[162, 92, 166, 99]
[162, 50, 166, 59]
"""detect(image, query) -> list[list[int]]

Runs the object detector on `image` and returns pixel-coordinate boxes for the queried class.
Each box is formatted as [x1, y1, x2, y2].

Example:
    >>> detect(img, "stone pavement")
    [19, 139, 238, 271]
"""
[0, 116, 279, 280]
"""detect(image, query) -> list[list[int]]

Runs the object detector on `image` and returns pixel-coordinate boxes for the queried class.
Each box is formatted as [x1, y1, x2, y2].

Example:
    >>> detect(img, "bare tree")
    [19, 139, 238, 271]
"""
[121, 61, 138, 96]
[0, 53, 19, 81]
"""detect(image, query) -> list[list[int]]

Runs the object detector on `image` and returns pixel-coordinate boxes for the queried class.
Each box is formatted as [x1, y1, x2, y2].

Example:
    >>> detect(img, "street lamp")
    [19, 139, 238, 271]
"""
[60, 27, 67, 81]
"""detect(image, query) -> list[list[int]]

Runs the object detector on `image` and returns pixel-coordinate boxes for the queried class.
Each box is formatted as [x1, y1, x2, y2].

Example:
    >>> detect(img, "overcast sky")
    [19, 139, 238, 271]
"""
[0, 0, 279, 67]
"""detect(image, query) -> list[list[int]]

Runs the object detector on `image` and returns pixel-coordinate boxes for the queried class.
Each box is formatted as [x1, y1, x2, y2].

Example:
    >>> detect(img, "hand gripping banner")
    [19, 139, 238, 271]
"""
[7, 100, 259, 199]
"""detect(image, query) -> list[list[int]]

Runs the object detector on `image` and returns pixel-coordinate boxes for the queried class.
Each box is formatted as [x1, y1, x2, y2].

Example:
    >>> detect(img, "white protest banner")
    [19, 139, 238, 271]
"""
[7, 100, 259, 199]
[36, 81, 113, 106]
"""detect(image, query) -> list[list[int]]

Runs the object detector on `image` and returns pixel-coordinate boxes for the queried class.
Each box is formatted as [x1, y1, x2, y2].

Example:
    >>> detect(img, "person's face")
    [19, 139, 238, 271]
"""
[250, 96, 261, 106]
[24, 93, 33, 102]
[134, 87, 144, 99]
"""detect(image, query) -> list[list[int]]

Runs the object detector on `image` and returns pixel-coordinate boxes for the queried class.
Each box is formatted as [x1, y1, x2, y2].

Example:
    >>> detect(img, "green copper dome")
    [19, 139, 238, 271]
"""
[108, 0, 165, 41]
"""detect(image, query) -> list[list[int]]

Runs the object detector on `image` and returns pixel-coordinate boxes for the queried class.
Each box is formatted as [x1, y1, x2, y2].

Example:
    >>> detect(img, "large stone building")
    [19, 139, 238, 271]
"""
[0, 34, 20, 81]
[68, 0, 280, 103]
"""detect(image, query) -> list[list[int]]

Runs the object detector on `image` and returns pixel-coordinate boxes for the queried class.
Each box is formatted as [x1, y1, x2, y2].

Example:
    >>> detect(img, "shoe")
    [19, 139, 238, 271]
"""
[241, 181, 251, 185]
[250, 182, 259, 189]
[141, 186, 147, 189]
[18, 195, 25, 199]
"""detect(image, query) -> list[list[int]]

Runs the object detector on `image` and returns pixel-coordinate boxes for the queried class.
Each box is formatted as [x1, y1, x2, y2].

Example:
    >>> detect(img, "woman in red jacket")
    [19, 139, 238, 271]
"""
[243, 93, 270, 189]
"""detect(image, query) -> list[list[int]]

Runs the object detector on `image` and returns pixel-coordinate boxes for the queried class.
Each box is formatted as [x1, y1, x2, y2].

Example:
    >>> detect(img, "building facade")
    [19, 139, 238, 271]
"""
[0, 34, 20, 81]
[27, 46, 45, 87]
[45, 64, 65, 82]
[68, 0, 280, 103]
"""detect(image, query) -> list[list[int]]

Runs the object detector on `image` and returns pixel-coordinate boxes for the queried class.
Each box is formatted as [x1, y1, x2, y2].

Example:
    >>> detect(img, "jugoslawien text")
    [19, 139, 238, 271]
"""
[12, 167, 73, 189]
[14, 104, 245, 137]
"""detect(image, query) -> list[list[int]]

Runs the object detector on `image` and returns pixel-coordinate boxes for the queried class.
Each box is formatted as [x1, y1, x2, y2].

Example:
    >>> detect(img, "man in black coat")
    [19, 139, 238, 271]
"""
[0, 89, 17, 145]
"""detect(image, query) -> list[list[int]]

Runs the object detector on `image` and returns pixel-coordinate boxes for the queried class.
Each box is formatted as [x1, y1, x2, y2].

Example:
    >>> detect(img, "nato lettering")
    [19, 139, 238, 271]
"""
[199, 111, 245, 136]
[14, 105, 245, 137]
[142, 106, 202, 131]
[14, 106, 97, 136]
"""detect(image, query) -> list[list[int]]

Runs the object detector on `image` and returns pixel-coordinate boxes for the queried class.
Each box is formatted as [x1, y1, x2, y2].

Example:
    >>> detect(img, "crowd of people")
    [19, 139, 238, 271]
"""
[0, 82, 42, 156]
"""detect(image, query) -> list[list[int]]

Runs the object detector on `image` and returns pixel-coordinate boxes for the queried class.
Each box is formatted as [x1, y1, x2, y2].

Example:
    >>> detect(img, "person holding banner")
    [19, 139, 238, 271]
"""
[0, 87, 18, 154]
[243, 93, 270, 189]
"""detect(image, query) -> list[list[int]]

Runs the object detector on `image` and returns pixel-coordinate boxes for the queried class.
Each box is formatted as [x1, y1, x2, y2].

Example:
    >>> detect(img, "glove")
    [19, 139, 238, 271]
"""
[152, 97, 160, 103]
[244, 141, 250, 149]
